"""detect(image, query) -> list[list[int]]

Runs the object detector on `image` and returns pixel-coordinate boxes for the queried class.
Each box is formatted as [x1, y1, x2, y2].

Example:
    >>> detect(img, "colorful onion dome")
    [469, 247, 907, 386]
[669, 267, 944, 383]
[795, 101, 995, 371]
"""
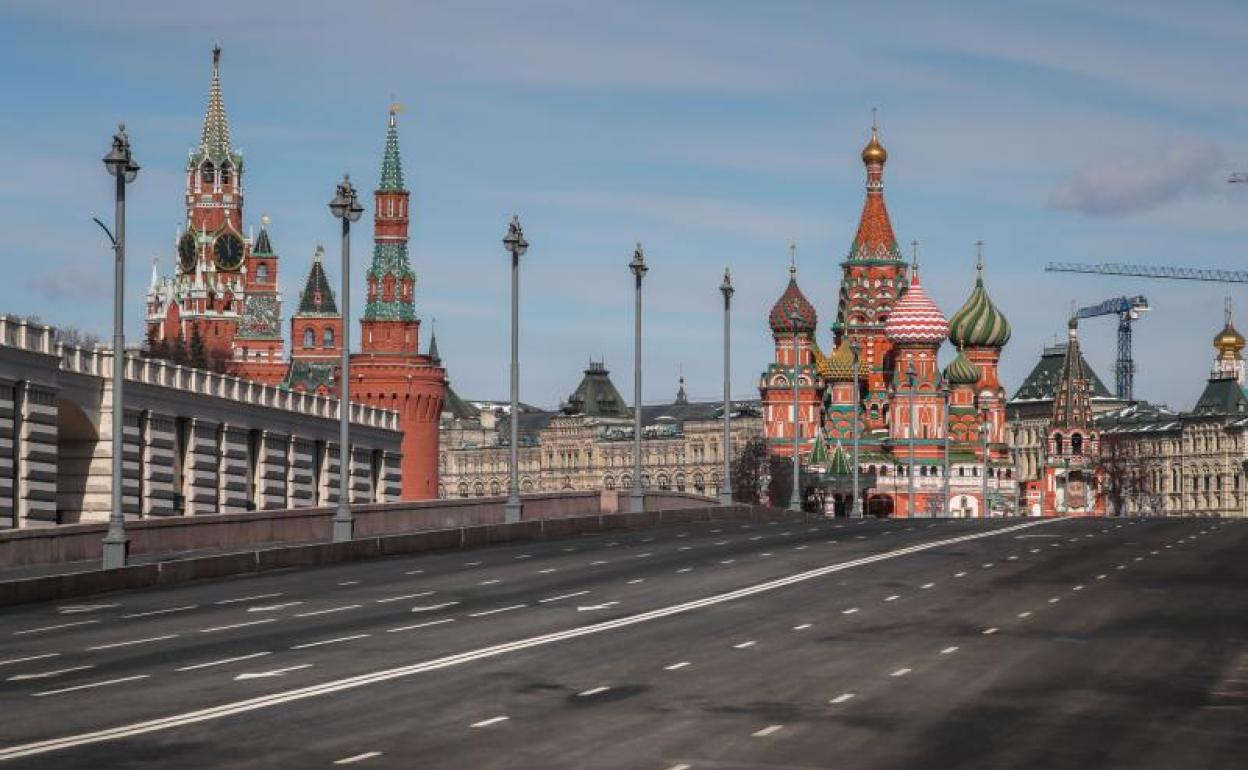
[861, 125, 888, 166]
[948, 258, 1011, 348]
[819, 337, 859, 381]
[769, 266, 818, 334]
[885, 270, 948, 344]
[1214, 320, 1245, 359]
[943, 350, 981, 386]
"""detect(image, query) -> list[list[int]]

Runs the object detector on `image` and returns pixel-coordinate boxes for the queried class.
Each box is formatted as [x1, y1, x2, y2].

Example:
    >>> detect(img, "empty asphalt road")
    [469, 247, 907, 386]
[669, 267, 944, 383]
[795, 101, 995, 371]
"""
[0, 515, 1244, 769]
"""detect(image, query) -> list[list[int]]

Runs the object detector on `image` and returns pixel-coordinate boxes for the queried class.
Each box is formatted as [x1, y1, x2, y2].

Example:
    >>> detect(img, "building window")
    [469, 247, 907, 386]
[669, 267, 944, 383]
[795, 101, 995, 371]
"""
[256, 263, 268, 282]
[324, 328, 335, 347]
[304, 328, 315, 348]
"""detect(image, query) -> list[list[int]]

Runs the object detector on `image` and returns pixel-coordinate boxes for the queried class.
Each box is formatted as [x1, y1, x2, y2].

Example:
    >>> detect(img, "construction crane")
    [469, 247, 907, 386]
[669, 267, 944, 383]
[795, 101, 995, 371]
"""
[1075, 296, 1150, 401]
[1045, 263, 1248, 284]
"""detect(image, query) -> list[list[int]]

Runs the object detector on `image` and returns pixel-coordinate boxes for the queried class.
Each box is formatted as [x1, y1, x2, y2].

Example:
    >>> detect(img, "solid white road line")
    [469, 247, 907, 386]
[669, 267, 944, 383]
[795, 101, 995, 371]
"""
[665, 662, 691, 670]
[291, 635, 370, 650]
[578, 686, 610, 697]
[940, 646, 959, 655]
[216, 593, 283, 605]
[86, 634, 179, 652]
[468, 604, 526, 617]
[32, 675, 149, 697]
[470, 716, 509, 728]
[386, 619, 454, 634]
[295, 605, 361, 618]
[375, 592, 434, 604]
[334, 752, 383, 765]
[0, 517, 1063, 761]
[199, 619, 278, 634]
[121, 605, 198, 619]
[891, 668, 912, 677]
[752, 725, 783, 737]
[733, 641, 757, 649]
[0, 654, 60, 667]
[830, 693, 855, 704]
[7, 666, 94, 682]
[539, 591, 589, 604]
[175, 652, 272, 672]
[411, 602, 459, 613]
[14, 620, 100, 636]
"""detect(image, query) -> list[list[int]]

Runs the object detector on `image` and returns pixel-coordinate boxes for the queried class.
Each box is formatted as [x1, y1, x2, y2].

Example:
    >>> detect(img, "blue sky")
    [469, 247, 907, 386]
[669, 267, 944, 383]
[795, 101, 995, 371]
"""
[1, 0, 1246, 410]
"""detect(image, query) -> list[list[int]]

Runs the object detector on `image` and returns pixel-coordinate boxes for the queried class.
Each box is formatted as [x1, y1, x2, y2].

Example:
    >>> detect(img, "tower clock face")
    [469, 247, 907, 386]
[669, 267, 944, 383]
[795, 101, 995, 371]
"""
[177, 232, 198, 273]
[214, 233, 244, 271]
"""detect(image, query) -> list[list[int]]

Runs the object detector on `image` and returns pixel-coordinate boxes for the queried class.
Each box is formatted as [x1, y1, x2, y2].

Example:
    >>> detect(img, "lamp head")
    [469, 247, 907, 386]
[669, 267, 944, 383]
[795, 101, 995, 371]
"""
[503, 215, 528, 258]
[103, 123, 140, 183]
[720, 268, 734, 299]
[629, 242, 648, 279]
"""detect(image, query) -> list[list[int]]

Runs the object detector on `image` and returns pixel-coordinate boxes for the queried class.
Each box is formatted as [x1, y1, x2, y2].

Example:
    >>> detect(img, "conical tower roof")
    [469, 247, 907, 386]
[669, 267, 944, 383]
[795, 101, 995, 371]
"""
[769, 265, 817, 334]
[296, 245, 338, 316]
[848, 116, 903, 262]
[949, 246, 1011, 348]
[191, 45, 242, 170]
[827, 441, 853, 477]
[379, 106, 405, 192]
[253, 216, 274, 255]
[1052, 317, 1094, 429]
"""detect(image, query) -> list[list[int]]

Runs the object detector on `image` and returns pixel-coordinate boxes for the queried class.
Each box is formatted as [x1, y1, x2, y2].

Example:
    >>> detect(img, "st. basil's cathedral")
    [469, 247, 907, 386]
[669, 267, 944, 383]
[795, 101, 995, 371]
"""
[145, 48, 445, 501]
[759, 120, 1018, 517]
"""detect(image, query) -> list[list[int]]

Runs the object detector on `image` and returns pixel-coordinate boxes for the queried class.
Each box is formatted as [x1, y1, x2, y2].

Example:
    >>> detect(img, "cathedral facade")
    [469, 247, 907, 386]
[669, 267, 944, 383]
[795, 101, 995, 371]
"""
[145, 48, 445, 500]
[759, 122, 1017, 517]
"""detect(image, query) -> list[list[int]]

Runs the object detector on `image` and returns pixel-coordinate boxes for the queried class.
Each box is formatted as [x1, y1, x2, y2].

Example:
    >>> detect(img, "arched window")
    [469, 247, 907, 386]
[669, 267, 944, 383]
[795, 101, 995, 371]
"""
[1071, 433, 1083, 455]
[324, 328, 335, 347]
[457, 483, 468, 498]
[201, 162, 215, 185]
[303, 328, 315, 348]
[1054, 434, 1064, 455]
[219, 162, 232, 186]
[256, 263, 268, 282]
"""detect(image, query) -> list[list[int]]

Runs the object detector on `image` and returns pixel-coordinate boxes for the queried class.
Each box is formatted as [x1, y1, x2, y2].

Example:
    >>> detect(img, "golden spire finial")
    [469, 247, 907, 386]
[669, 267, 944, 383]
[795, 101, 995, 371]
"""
[388, 100, 403, 127]
[862, 108, 888, 166]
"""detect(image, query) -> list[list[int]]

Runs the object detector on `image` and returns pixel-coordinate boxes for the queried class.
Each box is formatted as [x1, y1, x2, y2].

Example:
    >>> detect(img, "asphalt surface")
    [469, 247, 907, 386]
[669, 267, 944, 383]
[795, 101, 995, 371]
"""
[0, 515, 1244, 769]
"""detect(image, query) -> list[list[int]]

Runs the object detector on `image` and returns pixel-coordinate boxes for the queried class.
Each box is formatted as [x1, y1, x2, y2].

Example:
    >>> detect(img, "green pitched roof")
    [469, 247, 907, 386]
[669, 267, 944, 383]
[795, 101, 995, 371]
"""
[1192, 377, 1248, 415]
[827, 441, 853, 476]
[296, 246, 338, 316]
[1011, 342, 1112, 402]
[563, 361, 628, 418]
[190, 46, 243, 170]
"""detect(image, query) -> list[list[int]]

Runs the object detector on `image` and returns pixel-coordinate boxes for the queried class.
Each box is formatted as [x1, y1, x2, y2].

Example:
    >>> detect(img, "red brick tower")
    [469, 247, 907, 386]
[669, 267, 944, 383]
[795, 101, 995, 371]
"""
[884, 260, 950, 516]
[832, 116, 909, 432]
[1042, 318, 1103, 515]
[285, 244, 343, 396]
[947, 243, 1012, 460]
[759, 263, 822, 456]
[350, 107, 446, 500]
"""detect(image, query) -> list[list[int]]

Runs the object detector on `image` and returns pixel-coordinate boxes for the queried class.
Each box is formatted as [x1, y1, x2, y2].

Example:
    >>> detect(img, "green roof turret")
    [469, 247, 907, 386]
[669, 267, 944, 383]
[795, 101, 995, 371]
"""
[943, 350, 981, 386]
[948, 243, 1011, 348]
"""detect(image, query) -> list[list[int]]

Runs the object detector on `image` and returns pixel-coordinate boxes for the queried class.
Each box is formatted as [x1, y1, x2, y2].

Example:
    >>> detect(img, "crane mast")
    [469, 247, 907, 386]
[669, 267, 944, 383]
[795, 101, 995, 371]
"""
[1075, 296, 1149, 401]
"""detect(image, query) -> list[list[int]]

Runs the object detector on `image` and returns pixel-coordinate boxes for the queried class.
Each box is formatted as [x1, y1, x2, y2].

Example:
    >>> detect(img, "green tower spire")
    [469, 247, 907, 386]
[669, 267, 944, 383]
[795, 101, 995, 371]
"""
[379, 106, 405, 192]
[364, 106, 417, 322]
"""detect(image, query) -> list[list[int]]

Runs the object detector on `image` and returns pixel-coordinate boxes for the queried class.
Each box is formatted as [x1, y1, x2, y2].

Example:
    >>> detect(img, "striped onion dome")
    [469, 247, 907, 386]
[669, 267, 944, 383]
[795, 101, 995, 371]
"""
[885, 270, 948, 344]
[819, 337, 859, 381]
[769, 267, 818, 334]
[943, 350, 981, 386]
[948, 262, 1011, 348]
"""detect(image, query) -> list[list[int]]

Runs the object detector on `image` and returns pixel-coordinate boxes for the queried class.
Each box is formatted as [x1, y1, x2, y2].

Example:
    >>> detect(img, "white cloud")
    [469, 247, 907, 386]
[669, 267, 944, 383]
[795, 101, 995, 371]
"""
[1048, 139, 1225, 216]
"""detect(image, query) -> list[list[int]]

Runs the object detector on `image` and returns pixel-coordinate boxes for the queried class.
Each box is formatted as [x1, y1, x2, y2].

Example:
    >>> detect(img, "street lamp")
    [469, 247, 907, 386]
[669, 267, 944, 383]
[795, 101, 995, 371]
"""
[850, 339, 863, 518]
[629, 244, 648, 514]
[906, 361, 917, 518]
[719, 268, 734, 506]
[789, 311, 803, 514]
[981, 415, 992, 517]
[100, 123, 140, 570]
[502, 216, 528, 523]
[329, 174, 363, 542]
[940, 381, 951, 519]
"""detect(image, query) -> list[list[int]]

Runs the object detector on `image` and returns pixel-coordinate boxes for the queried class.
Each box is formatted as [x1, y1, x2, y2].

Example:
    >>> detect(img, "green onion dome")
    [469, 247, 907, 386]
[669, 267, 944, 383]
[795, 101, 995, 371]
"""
[948, 261, 1011, 348]
[943, 350, 981, 386]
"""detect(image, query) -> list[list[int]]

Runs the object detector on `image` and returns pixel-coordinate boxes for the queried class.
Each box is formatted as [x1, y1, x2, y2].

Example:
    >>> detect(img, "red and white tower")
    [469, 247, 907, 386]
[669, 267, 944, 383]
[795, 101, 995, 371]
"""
[759, 264, 822, 456]
[349, 107, 446, 500]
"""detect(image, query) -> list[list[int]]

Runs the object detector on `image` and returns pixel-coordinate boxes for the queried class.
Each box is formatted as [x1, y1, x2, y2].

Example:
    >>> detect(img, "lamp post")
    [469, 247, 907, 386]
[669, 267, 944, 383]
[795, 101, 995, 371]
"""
[329, 175, 363, 542]
[502, 216, 528, 523]
[906, 361, 917, 518]
[719, 269, 734, 506]
[981, 414, 991, 517]
[629, 244, 648, 514]
[789, 312, 803, 514]
[850, 339, 863, 518]
[941, 381, 951, 519]
[100, 123, 140, 570]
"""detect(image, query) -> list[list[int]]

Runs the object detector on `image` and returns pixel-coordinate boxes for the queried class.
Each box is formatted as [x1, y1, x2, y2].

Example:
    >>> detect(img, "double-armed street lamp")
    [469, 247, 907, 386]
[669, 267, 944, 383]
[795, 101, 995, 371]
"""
[502, 216, 528, 523]
[719, 269, 734, 506]
[788, 310, 803, 514]
[100, 124, 140, 570]
[629, 244, 648, 514]
[329, 175, 363, 542]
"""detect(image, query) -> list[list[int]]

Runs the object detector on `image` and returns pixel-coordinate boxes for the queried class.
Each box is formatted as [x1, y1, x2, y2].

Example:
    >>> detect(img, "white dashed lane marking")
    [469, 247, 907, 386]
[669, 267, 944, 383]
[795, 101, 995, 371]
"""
[733, 641, 757, 649]
[31, 674, 149, 698]
[752, 725, 784, 737]
[665, 662, 691, 671]
[830, 693, 855, 704]
[891, 668, 912, 677]
[470, 716, 509, 728]
[85, 634, 178, 652]
[468, 605, 526, 618]
[334, 752, 383, 765]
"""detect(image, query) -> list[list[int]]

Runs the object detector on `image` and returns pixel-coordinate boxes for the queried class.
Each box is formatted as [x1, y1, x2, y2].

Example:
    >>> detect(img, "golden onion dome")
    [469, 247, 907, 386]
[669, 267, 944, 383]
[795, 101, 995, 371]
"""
[1214, 321, 1245, 358]
[861, 127, 888, 166]
[820, 337, 859, 381]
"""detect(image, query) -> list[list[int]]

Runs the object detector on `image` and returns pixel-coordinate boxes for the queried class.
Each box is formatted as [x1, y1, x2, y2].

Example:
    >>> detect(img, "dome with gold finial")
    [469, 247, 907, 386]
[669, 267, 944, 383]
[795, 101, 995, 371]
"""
[949, 246, 1011, 348]
[943, 350, 981, 386]
[861, 127, 888, 166]
[819, 337, 859, 381]
[1214, 320, 1245, 360]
